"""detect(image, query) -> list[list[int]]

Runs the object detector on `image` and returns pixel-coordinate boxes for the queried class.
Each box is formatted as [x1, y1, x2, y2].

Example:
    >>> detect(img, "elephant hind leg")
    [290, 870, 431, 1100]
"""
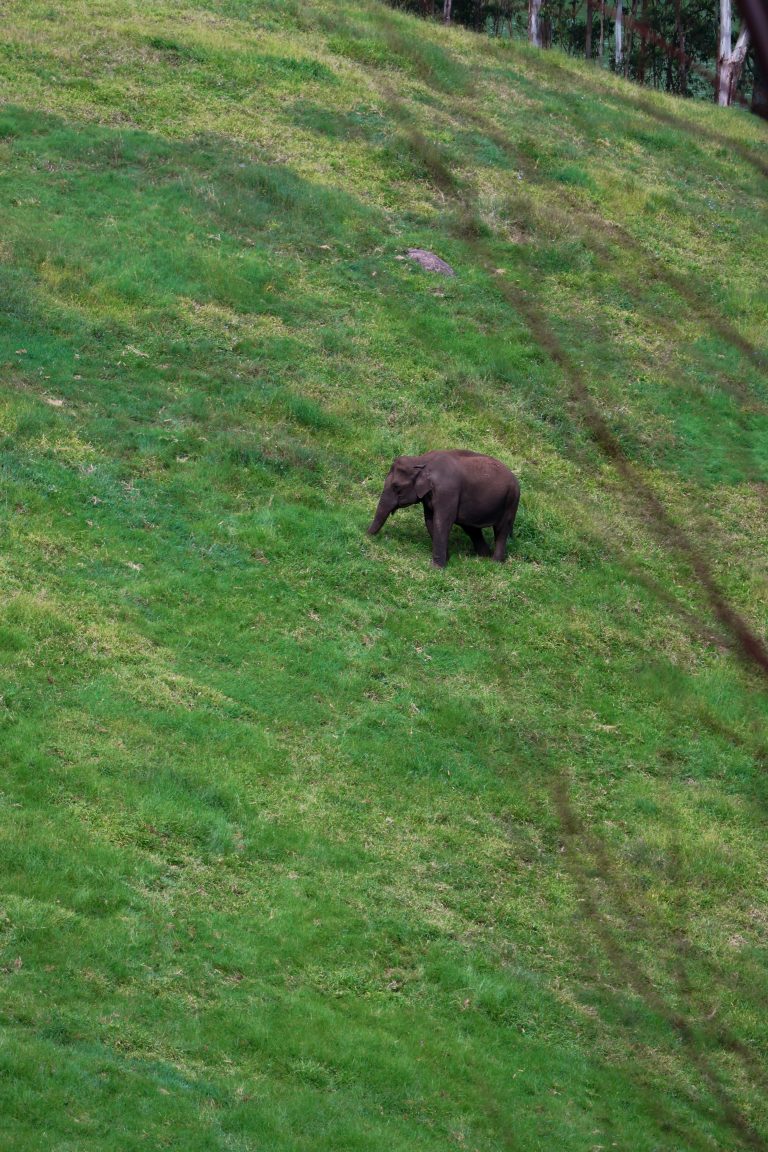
[492, 494, 520, 563]
[492, 525, 508, 562]
[462, 525, 491, 557]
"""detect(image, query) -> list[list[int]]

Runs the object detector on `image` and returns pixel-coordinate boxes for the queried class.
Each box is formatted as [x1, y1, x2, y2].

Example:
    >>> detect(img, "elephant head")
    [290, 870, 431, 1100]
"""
[367, 456, 431, 535]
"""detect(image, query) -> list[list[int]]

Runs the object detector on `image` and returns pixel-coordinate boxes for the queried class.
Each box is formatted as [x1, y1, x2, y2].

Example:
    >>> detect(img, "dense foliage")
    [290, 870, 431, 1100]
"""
[388, 0, 762, 105]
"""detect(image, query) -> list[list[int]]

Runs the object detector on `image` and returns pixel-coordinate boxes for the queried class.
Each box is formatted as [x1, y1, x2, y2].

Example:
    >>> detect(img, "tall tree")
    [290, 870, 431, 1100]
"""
[675, 0, 687, 95]
[529, 0, 543, 46]
[636, 0, 648, 85]
[753, 56, 768, 116]
[717, 0, 751, 105]
[625, 0, 638, 77]
[586, 0, 594, 58]
[599, 0, 605, 62]
[737, 0, 768, 111]
[615, 0, 623, 71]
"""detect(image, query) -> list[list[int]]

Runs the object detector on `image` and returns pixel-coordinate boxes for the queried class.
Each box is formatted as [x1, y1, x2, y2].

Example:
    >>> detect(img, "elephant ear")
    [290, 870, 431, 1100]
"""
[413, 463, 431, 499]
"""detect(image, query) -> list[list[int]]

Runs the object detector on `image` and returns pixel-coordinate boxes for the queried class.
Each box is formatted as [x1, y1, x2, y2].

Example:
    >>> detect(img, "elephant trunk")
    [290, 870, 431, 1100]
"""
[368, 489, 397, 535]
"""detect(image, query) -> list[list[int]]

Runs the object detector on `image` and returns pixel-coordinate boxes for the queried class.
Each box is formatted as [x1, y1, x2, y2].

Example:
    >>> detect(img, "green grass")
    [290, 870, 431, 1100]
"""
[1, 1, 767, 1149]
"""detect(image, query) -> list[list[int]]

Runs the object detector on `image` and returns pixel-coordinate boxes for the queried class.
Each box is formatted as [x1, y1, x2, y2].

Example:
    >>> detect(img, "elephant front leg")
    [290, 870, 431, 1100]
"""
[430, 513, 452, 568]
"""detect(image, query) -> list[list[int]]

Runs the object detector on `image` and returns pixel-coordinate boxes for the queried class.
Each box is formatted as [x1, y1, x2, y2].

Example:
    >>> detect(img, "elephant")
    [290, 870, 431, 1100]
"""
[367, 450, 520, 568]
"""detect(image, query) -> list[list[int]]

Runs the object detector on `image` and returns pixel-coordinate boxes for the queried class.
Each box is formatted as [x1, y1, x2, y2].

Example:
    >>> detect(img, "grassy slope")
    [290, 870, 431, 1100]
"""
[1, 1, 767, 1148]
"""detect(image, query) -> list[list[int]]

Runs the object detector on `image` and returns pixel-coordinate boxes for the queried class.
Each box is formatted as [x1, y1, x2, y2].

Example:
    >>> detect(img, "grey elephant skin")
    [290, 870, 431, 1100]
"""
[367, 450, 520, 568]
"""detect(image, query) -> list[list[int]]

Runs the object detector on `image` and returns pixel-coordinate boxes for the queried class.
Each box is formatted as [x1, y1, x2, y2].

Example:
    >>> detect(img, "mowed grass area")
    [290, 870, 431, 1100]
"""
[1, 0, 767, 1148]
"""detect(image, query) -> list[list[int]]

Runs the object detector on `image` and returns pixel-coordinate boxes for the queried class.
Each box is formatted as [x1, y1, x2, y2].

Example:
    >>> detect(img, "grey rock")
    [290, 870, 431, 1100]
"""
[406, 249, 455, 277]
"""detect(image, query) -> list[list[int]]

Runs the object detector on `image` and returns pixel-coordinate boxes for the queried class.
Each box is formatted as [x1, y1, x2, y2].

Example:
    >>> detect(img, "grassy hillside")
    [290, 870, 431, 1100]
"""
[1, 1, 767, 1148]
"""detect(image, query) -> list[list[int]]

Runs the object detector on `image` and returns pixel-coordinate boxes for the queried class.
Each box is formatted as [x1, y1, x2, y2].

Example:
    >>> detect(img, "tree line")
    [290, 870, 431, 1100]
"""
[387, 0, 765, 112]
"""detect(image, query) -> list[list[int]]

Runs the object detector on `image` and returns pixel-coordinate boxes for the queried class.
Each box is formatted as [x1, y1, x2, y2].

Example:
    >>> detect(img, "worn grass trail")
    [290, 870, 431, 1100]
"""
[1, 1, 767, 1149]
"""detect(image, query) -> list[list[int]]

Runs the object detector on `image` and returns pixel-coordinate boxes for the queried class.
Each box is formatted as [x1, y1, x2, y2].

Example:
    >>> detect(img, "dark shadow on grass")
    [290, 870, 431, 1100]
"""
[0, 103, 385, 396]
[1, 104, 381, 252]
[291, 101, 388, 144]
[371, 512, 489, 562]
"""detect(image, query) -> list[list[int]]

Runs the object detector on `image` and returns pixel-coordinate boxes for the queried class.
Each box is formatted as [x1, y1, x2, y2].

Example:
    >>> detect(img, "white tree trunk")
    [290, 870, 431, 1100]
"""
[528, 0, 542, 47]
[615, 0, 623, 70]
[717, 0, 751, 106]
[443, 0, 452, 24]
[718, 0, 732, 96]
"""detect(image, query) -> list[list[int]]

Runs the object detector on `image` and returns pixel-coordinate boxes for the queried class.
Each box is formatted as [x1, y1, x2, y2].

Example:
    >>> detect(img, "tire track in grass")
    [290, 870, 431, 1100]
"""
[552, 773, 768, 1152]
[358, 11, 768, 1149]
[375, 78, 768, 679]
[369, 6, 768, 491]
[504, 42, 768, 182]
